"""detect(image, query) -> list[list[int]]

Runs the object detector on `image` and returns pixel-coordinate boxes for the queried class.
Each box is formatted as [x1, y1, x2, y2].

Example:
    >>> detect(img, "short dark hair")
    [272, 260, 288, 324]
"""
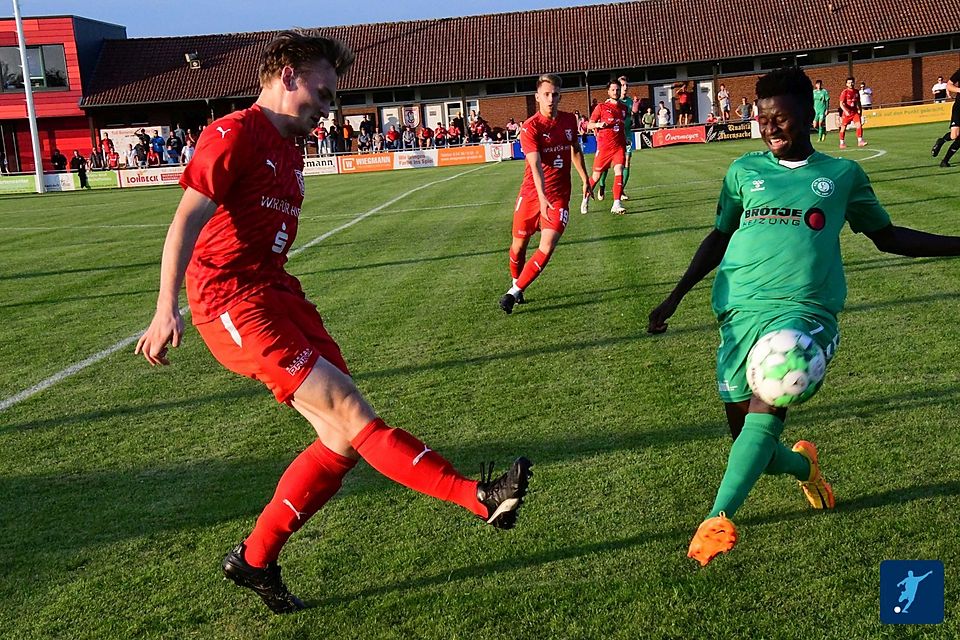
[259, 30, 355, 86]
[536, 74, 562, 89]
[756, 67, 814, 111]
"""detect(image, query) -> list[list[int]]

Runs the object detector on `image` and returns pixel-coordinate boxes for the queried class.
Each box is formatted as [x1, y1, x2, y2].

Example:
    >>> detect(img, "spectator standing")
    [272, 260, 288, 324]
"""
[88, 148, 104, 170]
[358, 114, 374, 138]
[631, 95, 641, 127]
[859, 82, 873, 108]
[69, 150, 89, 189]
[173, 122, 186, 145]
[468, 109, 479, 126]
[341, 121, 354, 153]
[134, 140, 148, 168]
[166, 132, 183, 164]
[676, 83, 692, 125]
[327, 123, 340, 153]
[100, 134, 115, 156]
[933, 76, 949, 103]
[717, 83, 731, 121]
[125, 143, 138, 168]
[150, 130, 166, 158]
[737, 97, 751, 121]
[657, 101, 671, 127]
[577, 111, 589, 145]
[641, 107, 655, 129]
[180, 139, 196, 165]
[50, 148, 67, 171]
[505, 117, 519, 140]
[314, 123, 328, 154]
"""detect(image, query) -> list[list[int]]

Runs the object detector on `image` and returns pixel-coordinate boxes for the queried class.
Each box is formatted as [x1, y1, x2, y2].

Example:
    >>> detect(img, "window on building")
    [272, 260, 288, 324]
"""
[559, 74, 583, 88]
[646, 65, 675, 81]
[339, 93, 366, 106]
[686, 62, 715, 78]
[515, 78, 536, 93]
[851, 48, 872, 61]
[0, 44, 67, 91]
[915, 36, 952, 54]
[873, 41, 910, 58]
[394, 88, 415, 102]
[485, 80, 516, 95]
[720, 58, 755, 74]
[372, 90, 394, 104]
[420, 85, 451, 100]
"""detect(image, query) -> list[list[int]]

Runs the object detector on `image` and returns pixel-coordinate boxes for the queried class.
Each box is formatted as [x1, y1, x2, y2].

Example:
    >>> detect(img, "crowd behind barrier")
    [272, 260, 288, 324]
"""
[0, 91, 953, 195]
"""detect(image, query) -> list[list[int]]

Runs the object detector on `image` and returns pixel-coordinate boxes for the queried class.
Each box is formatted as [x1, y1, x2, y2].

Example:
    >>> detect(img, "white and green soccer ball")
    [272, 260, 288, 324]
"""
[746, 329, 827, 407]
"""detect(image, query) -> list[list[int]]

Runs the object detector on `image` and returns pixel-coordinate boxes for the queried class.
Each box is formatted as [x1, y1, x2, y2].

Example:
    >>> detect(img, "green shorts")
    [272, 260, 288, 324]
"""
[716, 307, 840, 403]
[814, 109, 827, 122]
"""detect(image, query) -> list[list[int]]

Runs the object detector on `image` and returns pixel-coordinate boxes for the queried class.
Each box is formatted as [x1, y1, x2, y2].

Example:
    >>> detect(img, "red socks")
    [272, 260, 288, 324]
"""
[613, 175, 623, 200]
[351, 418, 486, 518]
[515, 248, 552, 290]
[244, 439, 356, 567]
[509, 247, 524, 280]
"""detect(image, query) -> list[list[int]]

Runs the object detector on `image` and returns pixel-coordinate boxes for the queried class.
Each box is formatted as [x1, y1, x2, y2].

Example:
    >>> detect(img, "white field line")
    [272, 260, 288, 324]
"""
[0, 164, 491, 413]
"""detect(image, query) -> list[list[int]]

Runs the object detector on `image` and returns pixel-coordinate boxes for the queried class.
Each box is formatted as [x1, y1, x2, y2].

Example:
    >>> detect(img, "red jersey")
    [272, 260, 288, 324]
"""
[590, 100, 628, 149]
[839, 88, 860, 113]
[518, 110, 578, 201]
[180, 104, 306, 324]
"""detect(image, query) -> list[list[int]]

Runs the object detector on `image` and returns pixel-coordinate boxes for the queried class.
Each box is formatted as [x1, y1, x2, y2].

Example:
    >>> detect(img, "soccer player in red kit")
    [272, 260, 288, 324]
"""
[498, 73, 591, 314]
[838, 76, 867, 149]
[135, 31, 533, 614]
[583, 81, 629, 215]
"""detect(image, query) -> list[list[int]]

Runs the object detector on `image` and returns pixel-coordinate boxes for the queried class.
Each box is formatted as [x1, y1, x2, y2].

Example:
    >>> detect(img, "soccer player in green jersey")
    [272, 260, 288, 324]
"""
[647, 67, 960, 567]
[812, 79, 829, 141]
[596, 76, 633, 201]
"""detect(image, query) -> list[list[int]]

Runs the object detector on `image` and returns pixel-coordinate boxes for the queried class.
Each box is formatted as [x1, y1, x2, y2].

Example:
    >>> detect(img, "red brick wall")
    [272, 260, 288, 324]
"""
[850, 58, 913, 105]
[921, 52, 960, 100]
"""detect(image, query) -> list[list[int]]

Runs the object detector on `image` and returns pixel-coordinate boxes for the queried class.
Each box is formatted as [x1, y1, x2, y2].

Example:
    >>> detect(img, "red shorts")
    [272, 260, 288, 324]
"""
[840, 112, 862, 128]
[512, 192, 570, 239]
[195, 287, 349, 404]
[593, 144, 625, 173]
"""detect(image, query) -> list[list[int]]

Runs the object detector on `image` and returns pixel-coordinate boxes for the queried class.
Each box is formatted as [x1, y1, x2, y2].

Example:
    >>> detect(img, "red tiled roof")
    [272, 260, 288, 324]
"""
[81, 0, 960, 107]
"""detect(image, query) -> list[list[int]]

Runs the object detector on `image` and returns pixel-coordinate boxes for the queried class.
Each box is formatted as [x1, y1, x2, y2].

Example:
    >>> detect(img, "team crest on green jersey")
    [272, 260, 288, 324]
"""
[811, 177, 835, 198]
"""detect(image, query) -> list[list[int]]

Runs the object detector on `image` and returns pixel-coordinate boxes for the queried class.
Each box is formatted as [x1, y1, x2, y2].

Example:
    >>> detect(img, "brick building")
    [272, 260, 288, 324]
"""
[0, 15, 124, 172]
[9, 1, 960, 163]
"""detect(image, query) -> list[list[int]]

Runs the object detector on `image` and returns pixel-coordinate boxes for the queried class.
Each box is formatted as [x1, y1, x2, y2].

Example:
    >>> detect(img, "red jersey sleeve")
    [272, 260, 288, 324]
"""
[519, 118, 539, 155]
[589, 104, 603, 122]
[180, 118, 252, 203]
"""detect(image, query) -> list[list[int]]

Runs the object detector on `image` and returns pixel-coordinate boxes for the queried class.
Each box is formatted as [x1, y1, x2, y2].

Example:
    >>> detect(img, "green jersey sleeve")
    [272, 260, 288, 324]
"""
[715, 162, 744, 233]
[845, 163, 891, 233]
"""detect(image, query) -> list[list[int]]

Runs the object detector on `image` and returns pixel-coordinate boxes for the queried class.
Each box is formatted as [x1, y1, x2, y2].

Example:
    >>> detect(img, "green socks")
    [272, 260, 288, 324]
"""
[622, 165, 630, 190]
[707, 413, 810, 519]
[598, 169, 608, 189]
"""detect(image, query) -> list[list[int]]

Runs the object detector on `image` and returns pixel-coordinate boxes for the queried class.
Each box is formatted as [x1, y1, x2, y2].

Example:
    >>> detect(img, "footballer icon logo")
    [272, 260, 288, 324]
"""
[565, 129, 573, 141]
[811, 177, 835, 197]
[804, 207, 826, 231]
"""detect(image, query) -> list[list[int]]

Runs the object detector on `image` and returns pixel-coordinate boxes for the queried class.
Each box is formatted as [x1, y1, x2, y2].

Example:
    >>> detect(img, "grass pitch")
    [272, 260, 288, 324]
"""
[1, 123, 959, 639]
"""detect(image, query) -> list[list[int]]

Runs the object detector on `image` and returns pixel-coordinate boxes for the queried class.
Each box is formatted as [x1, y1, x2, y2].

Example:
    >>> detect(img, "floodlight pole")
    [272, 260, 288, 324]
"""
[12, 0, 45, 193]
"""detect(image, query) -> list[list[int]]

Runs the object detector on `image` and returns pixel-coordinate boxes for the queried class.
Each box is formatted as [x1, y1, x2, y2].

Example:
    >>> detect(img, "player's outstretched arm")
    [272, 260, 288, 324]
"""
[865, 224, 960, 257]
[647, 228, 731, 334]
[135, 188, 218, 366]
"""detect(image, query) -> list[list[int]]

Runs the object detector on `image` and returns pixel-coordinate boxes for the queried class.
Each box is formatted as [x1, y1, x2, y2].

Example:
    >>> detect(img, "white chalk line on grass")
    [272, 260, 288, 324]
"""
[0, 164, 492, 413]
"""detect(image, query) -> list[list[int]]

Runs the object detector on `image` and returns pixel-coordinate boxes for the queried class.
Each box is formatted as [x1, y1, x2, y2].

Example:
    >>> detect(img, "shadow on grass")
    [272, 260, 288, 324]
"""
[0, 289, 157, 309]
[303, 479, 960, 608]
[0, 261, 156, 281]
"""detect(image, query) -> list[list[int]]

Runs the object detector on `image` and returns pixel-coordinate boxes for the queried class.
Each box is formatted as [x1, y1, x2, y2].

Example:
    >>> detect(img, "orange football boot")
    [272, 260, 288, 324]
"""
[687, 512, 738, 567]
[792, 440, 835, 509]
